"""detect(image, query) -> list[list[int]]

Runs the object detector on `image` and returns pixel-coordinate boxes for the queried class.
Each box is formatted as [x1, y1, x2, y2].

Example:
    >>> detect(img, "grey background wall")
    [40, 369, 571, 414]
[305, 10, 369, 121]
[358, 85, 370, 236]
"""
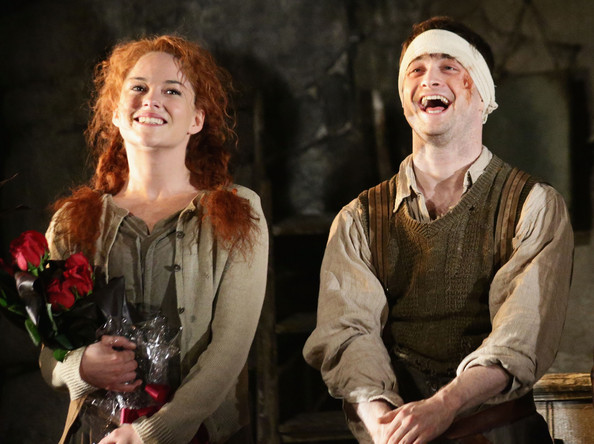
[0, 1, 592, 442]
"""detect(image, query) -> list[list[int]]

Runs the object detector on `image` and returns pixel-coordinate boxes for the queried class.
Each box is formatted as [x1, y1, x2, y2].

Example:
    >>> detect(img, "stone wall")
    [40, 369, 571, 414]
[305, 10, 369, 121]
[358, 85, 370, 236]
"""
[0, 1, 592, 442]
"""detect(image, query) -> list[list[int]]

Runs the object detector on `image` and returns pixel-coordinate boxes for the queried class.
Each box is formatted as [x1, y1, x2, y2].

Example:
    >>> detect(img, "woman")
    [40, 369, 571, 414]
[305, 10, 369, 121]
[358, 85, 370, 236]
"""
[39, 35, 269, 444]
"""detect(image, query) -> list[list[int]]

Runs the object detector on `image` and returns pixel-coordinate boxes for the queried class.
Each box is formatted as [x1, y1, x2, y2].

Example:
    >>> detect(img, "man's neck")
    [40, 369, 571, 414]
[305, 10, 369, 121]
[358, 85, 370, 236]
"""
[411, 134, 483, 218]
[411, 129, 483, 178]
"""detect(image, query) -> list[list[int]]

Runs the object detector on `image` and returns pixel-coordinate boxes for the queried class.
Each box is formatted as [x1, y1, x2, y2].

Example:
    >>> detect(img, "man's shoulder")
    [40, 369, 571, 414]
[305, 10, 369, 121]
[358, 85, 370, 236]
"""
[490, 155, 543, 183]
[491, 157, 544, 207]
[357, 175, 398, 206]
[351, 175, 399, 248]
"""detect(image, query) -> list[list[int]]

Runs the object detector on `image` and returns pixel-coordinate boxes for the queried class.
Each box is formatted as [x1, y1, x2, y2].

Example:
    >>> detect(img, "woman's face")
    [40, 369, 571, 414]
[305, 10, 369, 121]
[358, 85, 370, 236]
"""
[112, 51, 205, 153]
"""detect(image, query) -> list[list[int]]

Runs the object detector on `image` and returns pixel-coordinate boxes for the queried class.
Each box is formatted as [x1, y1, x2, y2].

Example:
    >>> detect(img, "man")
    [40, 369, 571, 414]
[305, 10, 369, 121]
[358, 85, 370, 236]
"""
[303, 17, 573, 444]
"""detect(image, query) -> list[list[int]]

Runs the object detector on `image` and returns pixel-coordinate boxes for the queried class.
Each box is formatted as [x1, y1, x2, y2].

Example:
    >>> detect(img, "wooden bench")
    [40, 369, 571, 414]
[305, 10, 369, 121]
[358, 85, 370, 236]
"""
[534, 372, 593, 444]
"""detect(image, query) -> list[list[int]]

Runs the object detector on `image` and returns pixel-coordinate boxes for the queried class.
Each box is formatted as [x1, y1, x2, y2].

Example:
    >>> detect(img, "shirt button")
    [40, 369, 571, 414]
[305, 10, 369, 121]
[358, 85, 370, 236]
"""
[173, 264, 181, 272]
[178, 307, 185, 314]
[176, 231, 185, 239]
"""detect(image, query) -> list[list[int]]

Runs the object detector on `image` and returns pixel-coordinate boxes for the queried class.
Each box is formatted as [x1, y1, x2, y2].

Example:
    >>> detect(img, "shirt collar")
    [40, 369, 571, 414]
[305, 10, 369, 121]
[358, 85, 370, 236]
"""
[394, 146, 493, 212]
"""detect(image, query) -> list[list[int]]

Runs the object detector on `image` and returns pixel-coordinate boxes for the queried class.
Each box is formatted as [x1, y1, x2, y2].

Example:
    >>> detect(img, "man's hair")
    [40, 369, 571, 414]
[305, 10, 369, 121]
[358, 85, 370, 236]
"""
[400, 16, 495, 73]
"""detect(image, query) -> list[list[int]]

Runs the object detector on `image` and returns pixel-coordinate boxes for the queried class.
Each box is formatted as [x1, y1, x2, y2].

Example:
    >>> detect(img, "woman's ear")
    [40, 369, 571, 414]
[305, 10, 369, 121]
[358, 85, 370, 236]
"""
[112, 109, 121, 129]
[189, 109, 205, 135]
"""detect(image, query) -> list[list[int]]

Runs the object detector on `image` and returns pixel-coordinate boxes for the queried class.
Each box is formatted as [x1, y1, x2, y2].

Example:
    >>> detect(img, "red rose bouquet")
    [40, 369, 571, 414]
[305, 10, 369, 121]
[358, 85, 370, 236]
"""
[0, 230, 134, 361]
[1, 231, 192, 441]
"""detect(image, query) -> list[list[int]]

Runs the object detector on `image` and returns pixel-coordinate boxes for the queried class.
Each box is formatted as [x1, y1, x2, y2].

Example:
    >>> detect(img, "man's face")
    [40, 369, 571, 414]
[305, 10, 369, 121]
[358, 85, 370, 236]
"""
[401, 53, 484, 142]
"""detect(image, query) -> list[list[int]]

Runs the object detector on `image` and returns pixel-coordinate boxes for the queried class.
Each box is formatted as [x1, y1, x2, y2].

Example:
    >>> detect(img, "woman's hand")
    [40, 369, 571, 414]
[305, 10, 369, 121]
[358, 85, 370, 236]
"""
[98, 423, 143, 444]
[80, 335, 142, 392]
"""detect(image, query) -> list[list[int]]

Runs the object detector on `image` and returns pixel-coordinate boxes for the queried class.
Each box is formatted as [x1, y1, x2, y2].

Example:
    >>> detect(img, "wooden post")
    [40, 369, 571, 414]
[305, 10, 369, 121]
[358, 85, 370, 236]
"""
[252, 91, 281, 444]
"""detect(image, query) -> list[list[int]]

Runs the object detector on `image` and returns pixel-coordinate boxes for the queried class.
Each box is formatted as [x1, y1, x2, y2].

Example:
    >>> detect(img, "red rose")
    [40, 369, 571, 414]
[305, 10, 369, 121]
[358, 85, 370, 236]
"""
[9, 230, 49, 272]
[46, 278, 76, 312]
[63, 253, 93, 296]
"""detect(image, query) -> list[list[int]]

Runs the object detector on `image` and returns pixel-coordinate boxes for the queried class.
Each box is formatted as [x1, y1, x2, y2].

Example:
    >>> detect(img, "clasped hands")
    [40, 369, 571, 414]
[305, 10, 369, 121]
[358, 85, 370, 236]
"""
[359, 396, 456, 444]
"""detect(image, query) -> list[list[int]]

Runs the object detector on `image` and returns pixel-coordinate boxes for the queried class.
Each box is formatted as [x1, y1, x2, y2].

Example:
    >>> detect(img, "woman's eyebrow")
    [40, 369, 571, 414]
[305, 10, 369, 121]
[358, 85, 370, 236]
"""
[126, 76, 185, 86]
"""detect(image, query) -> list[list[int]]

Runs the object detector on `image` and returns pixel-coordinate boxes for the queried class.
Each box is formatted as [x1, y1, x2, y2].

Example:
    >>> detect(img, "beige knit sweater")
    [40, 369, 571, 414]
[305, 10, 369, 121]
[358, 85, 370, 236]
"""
[40, 185, 269, 444]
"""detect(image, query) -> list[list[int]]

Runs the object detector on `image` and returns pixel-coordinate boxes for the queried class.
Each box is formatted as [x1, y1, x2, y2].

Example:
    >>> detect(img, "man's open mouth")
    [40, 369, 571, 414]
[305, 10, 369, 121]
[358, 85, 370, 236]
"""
[420, 95, 451, 114]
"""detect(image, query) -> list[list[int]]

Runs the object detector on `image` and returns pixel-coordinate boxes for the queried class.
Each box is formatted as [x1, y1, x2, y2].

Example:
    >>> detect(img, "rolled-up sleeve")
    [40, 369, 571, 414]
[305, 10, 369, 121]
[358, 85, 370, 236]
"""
[457, 183, 574, 402]
[303, 200, 403, 407]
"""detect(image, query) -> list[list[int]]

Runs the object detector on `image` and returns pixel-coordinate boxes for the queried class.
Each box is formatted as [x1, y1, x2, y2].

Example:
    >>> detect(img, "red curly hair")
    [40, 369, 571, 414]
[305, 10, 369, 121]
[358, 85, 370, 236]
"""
[53, 35, 257, 257]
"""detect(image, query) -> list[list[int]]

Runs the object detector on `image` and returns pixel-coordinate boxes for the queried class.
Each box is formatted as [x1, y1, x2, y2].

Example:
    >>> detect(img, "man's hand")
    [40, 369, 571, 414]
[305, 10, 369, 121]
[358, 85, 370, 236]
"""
[376, 395, 455, 443]
[355, 365, 510, 443]
[356, 397, 454, 444]
[98, 423, 143, 444]
[80, 335, 142, 392]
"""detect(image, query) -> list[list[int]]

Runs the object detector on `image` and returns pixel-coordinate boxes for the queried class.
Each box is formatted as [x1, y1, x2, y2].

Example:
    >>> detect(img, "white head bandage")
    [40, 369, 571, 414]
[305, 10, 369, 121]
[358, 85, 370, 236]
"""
[398, 29, 498, 123]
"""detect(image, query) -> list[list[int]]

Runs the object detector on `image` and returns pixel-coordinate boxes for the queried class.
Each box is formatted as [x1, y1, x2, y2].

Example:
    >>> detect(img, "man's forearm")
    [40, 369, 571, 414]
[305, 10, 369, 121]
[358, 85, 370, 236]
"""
[355, 399, 394, 425]
[353, 398, 396, 442]
[353, 365, 510, 443]
[434, 364, 510, 415]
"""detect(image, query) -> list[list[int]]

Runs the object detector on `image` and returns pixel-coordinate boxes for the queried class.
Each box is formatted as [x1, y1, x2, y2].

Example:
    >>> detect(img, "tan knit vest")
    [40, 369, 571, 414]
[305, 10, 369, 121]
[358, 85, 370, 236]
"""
[359, 156, 536, 380]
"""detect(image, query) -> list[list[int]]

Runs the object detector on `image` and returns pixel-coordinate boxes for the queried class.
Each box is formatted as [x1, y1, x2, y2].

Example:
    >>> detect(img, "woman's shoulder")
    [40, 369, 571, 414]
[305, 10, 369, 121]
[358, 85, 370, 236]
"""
[50, 193, 111, 223]
[226, 184, 262, 207]
[47, 192, 111, 259]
